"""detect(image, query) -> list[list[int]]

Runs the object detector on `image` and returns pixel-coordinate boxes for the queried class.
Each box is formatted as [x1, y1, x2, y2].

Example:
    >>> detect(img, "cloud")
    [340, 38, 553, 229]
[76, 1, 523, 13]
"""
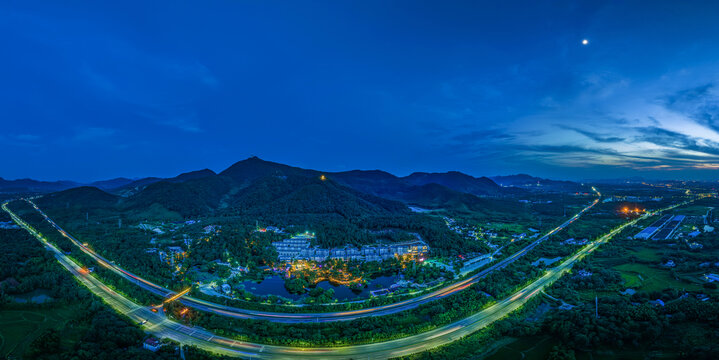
[157, 117, 203, 133]
[74, 127, 117, 141]
[166, 61, 219, 89]
[137, 110, 203, 133]
[450, 129, 515, 143]
[14, 134, 41, 141]
[558, 125, 626, 143]
[659, 83, 719, 133]
[494, 76, 719, 174]
[636, 126, 719, 157]
[0, 134, 43, 148]
[661, 83, 713, 108]
[72, 34, 218, 137]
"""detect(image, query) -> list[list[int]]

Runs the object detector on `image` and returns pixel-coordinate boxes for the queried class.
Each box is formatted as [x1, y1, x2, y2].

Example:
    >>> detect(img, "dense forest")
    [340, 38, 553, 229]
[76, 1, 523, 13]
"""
[32, 157, 550, 254]
[0, 211, 224, 359]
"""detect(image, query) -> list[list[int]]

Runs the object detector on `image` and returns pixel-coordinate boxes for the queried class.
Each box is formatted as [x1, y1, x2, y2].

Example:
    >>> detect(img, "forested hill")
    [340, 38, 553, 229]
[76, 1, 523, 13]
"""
[219, 156, 319, 185]
[122, 175, 234, 217]
[167, 169, 216, 183]
[328, 169, 502, 198]
[27, 158, 540, 252]
[229, 175, 409, 218]
[38, 186, 120, 209]
[35, 172, 411, 220]
[0, 177, 80, 193]
[28, 156, 579, 220]
[3, 157, 582, 200]
[402, 171, 501, 196]
[329, 170, 410, 198]
[88, 177, 135, 190]
[122, 173, 410, 219]
[217, 157, 506, 201]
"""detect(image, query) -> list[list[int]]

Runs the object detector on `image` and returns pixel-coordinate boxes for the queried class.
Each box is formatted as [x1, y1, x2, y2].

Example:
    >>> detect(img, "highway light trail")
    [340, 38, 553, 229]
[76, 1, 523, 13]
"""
[4, 194, 688, 359]
[18, 191, 600, 323]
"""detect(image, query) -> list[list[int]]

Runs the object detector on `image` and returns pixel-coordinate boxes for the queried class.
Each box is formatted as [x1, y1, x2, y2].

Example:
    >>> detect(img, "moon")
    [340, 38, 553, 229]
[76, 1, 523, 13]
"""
[582, 39, 589, 45]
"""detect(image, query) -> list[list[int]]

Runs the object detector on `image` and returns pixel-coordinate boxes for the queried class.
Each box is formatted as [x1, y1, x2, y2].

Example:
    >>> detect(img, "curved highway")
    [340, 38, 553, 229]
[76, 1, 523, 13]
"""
[21, 193, 599, 323]
[6, 195, 681, 359]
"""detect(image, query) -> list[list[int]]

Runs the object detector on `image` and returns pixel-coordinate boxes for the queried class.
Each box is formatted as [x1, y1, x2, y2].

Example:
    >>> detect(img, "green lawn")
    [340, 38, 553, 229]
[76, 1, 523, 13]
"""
[0, 305, 87, 358]
[620, 270, 644, 288]
[627, 247, 663, 262]
[674, 205, 712, 216]
[485, 336, 557, 360]
[613, 263, 702, 292]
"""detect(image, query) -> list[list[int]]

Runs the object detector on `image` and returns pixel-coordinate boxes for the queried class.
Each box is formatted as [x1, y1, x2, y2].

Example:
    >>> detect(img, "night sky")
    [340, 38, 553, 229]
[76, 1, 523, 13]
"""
[3, 1, 719, 181]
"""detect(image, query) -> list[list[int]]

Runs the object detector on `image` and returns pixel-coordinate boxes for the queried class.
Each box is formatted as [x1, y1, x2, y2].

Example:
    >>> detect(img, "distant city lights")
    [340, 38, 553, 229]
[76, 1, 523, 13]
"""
[620, 206, 644, 215]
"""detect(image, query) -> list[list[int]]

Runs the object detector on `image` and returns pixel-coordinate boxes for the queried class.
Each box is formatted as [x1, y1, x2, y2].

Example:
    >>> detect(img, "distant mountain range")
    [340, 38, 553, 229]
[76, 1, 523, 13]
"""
[35, 157, 543, 252]
[0, 158, 580, 195]
[0, 177, 81, 193]
[110, 157, 512, 217]
[4, 157, 583, 218]
[490, 174, 580, 189]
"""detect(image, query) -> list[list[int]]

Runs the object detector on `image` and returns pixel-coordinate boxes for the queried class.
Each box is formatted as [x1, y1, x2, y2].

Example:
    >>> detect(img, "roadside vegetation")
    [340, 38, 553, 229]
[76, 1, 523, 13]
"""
[0, 209, 226, 359]
[403, 195, 719, 360]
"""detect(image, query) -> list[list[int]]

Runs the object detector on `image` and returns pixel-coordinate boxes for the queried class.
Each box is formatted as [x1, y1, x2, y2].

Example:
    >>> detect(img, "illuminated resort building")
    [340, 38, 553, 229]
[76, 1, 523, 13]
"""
[272, 234, 429, 262]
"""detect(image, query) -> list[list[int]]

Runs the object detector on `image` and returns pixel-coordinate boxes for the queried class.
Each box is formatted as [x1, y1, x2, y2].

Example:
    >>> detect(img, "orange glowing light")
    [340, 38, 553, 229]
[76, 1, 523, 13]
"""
[163, 287, 191, 304]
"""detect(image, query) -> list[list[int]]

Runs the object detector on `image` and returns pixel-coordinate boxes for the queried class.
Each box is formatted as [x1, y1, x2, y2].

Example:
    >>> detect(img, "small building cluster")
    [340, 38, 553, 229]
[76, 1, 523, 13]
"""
[562, 238, 589, 246]
[203, 225, 220, 234]
[213, 259, 248, 277]
[603, 195, 663, 203]
[146, 246, 188, 275]
[272, 234, 429, 263]
[634, 214, 673, 239]
[634, 214, 685, 240]
[143, 337, 162, 352]
[256, 225, 284, 233]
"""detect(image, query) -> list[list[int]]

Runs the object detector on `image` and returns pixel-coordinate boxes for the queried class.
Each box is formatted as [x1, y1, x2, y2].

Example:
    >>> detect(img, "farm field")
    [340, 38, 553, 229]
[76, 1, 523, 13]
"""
[627, 247, 664, 262]
[613, 263, 703, 292]
[486, 334, 682, 360]
[671, 205, 712, 216]
[0, 305, 86, 358]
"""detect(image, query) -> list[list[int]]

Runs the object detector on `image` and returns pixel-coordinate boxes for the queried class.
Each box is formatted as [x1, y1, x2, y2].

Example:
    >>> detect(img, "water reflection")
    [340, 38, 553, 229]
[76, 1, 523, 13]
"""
[239, 275, 399, 301]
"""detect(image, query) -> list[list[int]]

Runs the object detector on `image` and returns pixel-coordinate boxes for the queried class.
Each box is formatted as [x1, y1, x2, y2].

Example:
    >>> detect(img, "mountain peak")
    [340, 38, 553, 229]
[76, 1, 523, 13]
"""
[170, 168, 217, 183]
[402, 171, 500, 196]
[220, 157, 318, 183]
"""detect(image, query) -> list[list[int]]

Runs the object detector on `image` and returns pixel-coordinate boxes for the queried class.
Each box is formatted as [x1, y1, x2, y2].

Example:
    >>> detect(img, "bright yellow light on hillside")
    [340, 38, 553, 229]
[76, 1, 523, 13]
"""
[320, 174, 327, 181]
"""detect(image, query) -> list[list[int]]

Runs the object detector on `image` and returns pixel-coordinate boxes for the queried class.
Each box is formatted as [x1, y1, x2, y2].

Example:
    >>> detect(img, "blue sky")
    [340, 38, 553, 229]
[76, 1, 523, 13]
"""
[3, 1, 719, 181]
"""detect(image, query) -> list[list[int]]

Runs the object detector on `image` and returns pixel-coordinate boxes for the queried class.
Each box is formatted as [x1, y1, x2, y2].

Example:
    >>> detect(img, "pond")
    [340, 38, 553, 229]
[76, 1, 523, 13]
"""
[240, 276, 301, 300]
[239, 275, 399, 302]
[316, 275, 397, 300]
[13, 289, 54, 304]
